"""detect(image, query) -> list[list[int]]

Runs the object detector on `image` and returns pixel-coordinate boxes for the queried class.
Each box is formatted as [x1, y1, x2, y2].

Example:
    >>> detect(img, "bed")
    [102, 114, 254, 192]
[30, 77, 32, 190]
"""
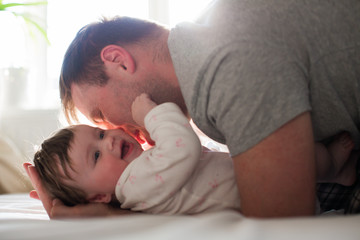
[1, 130, 360, 240]
[0, 193, 359, 240]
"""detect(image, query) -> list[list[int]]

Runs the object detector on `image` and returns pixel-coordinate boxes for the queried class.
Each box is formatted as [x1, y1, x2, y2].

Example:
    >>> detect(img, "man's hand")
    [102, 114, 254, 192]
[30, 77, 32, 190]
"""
[131, 93, 157, 127]
[23, 162, 53, 216]
[50, 199, 135, 218]
[23, 163, 135, 218]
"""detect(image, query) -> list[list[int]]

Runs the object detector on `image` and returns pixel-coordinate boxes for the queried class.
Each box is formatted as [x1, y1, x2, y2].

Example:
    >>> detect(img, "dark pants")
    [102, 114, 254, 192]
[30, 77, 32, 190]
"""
[317, 160, 360, 214]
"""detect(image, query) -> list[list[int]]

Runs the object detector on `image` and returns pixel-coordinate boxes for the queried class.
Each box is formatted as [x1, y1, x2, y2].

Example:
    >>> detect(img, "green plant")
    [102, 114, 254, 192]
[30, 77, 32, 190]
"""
[0, 0, 49, 43]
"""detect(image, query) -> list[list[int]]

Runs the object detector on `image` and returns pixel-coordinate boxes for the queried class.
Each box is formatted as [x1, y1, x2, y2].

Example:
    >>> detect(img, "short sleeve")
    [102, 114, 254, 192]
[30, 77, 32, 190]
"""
[192, 42, 311, 156]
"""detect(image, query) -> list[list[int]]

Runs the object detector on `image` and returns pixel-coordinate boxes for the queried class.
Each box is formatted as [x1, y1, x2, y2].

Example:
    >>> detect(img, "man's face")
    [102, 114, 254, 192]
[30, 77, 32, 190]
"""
[71, 63, 187, 130]
[71, 79, 138, 129]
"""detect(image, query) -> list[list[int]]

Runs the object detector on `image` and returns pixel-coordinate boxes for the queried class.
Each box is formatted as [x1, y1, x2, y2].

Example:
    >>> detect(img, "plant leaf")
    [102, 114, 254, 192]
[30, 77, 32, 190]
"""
[0, 1, 47, 11]
[12, 11, 50, 45]
[2, 1, 49, 44]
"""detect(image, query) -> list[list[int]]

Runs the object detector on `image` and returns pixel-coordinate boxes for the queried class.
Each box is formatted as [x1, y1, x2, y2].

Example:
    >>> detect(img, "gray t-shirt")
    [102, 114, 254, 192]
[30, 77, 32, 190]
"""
[168, 0, 360, 156]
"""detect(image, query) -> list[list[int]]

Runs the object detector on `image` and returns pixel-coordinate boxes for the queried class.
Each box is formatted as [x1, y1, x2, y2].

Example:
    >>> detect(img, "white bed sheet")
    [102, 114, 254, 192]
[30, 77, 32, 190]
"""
[0, 193, 360, 240]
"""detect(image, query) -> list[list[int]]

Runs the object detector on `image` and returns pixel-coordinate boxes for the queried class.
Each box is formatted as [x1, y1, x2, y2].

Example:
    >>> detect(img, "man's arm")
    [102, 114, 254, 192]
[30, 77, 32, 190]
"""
[232, 112, 317, 217]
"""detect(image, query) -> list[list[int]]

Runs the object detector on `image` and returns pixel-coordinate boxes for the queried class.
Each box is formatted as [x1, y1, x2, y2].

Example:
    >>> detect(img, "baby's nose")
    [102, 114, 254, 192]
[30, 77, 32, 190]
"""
[106, 136, 114, 151]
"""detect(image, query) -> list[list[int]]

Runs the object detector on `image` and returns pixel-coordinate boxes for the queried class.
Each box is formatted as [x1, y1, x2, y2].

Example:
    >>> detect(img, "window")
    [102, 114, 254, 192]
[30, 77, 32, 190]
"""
[47, 0, 211, 109]
[46, 0, 151, 109]
[0, 0, 212, 111]
[0, 0, 215, 159]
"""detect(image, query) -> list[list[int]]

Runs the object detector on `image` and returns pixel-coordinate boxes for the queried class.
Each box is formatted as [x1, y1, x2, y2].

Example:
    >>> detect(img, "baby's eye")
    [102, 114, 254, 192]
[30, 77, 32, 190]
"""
[94, 151, 100, 163]
[99, 130, 105, 139]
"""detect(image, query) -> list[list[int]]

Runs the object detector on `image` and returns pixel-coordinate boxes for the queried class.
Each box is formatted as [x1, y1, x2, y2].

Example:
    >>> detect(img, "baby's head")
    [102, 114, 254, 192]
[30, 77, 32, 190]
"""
[33, 127, 84, 206]
[34, 124, 143, 206]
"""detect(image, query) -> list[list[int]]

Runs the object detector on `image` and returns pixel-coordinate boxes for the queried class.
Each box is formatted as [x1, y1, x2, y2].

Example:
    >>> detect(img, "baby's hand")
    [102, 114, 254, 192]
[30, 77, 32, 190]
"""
[131, 93, 157, 126]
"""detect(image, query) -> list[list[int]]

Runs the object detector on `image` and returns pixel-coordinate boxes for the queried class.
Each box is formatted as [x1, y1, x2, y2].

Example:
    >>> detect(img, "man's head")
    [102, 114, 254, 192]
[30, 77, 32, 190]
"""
[60, 16, 186, 129]
[34, 125, 143, 206]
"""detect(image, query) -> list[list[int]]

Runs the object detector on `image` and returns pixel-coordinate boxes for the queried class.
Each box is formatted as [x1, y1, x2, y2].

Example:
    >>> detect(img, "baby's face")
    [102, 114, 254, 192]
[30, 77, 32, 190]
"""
[66, 125, 143, 201]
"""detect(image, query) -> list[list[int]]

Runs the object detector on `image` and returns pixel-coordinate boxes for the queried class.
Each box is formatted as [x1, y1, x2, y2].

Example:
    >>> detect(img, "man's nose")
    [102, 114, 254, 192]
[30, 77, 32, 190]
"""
[95, 120, 117, 130]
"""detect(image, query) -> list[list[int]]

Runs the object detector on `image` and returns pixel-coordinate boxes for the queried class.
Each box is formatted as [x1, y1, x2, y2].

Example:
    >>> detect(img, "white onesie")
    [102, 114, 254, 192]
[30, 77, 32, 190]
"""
[115, 103, 240, 215]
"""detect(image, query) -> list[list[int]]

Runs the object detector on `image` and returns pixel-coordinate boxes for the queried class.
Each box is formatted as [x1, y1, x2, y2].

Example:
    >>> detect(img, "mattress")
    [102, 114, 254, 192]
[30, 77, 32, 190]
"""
[0, 193, 359, 240]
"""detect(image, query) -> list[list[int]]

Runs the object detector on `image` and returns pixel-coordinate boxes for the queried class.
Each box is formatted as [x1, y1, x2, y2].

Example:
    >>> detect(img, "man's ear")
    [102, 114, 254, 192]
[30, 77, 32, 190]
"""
[100, 45, 135, 73]
[87, 193, 112, 203]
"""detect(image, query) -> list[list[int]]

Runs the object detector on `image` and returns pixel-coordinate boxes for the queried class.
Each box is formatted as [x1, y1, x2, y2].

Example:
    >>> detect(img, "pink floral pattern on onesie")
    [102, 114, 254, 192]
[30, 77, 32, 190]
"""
[176, 138, 185, 148]
[155, 173, 164, 184]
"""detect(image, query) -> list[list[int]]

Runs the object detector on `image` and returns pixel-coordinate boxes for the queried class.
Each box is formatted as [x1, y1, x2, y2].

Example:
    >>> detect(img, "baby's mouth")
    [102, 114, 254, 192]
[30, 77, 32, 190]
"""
[121, 141, 130, 159]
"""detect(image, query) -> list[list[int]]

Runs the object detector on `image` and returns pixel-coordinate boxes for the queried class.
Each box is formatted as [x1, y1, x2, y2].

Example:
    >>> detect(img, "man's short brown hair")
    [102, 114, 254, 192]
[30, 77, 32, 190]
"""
[59, 16, 162, 124]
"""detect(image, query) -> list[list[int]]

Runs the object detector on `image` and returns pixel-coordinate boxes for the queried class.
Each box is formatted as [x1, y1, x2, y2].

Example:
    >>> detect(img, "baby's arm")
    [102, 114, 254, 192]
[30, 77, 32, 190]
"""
[131, 93, 157, 127]
[119, 94, 202, 212]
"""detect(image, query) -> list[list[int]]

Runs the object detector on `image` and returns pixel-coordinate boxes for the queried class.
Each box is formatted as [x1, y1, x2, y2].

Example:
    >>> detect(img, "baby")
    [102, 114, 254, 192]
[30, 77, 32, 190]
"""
[33, 94, 357, 215]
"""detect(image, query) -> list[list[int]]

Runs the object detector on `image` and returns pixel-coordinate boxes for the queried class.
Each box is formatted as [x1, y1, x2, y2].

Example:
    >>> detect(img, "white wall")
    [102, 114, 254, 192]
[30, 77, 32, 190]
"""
[0, 0, 213, 162]
[0, 108, 62, 161]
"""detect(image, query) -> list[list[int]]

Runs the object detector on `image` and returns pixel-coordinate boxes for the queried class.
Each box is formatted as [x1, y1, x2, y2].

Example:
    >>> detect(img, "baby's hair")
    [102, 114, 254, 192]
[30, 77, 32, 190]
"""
[33, 127, 88, 206]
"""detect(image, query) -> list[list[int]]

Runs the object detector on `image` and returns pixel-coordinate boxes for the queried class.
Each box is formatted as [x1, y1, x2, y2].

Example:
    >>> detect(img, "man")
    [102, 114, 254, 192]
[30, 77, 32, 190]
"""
[27, 0, 360, 218]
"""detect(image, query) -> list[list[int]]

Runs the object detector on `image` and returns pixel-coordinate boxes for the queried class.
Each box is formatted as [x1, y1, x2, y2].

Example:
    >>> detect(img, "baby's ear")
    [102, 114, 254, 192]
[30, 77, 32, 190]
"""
[87, 193, 112, 203]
